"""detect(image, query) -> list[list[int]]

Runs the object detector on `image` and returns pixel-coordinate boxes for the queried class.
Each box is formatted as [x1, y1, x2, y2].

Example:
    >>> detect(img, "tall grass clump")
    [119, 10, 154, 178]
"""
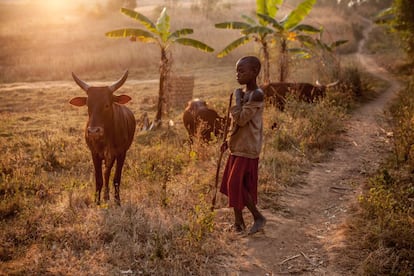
[271, 96, 346, 160]
[260, 92, 348, 201]
[357, 169, 414, 275]
[389, 78, 414, 169]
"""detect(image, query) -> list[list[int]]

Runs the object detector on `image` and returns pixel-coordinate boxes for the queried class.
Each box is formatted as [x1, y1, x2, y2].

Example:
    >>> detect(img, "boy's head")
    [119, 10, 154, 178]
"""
[236, 56, 261, 85]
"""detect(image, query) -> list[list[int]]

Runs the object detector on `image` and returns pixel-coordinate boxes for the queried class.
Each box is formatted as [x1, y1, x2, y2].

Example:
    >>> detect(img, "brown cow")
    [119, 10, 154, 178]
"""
[69, 70, 136, 205]
[183, 99, 226, 142]
[261, 80, 339, 110]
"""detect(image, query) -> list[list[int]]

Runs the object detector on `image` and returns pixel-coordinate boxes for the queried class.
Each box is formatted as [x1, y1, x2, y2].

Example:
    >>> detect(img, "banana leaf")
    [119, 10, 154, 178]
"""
[175, 38, 214, 52]
[215, 21, 251, 30]
[217, 36, 252, 58]
[282, 0, 316, 31]
[156, 7, 170, 43]
[169, 28, 194, 40]
[121, 8, 157, 34]
[257, 13, 283, 30]
[105, 28, 156, 43]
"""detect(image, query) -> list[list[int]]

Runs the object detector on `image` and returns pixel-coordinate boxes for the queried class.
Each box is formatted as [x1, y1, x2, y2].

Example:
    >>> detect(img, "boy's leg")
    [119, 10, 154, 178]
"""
[233, 208, 246, 232]
[245, 193, 266, 234]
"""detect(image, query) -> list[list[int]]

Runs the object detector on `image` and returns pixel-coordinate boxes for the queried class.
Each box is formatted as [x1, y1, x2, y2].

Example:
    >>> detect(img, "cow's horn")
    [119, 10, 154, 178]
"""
[326, 80, 340, 87]
[315, 80, 322, 87]
[108, 70, 129, 93]
[72, 72, 90, 92]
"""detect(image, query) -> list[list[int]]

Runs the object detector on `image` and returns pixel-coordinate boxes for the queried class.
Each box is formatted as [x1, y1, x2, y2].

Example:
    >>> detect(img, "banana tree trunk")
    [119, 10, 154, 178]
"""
[155, 48, 169, 124]
[279, 39, 288, 82]
[262, 41, 270, 85]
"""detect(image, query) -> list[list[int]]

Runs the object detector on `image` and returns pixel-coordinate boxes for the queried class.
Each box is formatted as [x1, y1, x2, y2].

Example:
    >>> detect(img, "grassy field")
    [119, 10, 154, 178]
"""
[0, 0, 394, 275]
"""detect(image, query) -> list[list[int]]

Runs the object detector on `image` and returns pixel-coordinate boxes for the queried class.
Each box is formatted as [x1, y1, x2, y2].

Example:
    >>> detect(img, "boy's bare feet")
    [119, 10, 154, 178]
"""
[248, 216, 266, 235]
[233, 223, 246, 233]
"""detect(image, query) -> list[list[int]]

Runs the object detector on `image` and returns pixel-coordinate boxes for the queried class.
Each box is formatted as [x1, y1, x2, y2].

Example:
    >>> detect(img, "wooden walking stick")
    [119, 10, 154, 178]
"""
[211, 92, 233, 211]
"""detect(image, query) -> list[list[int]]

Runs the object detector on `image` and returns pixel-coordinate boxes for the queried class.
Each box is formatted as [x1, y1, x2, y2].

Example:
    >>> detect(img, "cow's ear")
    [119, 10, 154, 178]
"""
[69, 97, 87, 106]
[114, 95, 131, 104]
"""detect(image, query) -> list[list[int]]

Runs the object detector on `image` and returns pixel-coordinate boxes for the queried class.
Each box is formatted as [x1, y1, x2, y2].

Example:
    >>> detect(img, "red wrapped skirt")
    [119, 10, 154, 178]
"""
[220, 155, 259, 211]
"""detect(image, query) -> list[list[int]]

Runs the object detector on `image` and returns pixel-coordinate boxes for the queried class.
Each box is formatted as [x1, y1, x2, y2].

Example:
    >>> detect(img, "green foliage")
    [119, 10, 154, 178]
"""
[187, 194, 216, 242]
[282, 0, 316, 31]
[256, 0, 282, 23]
[107, 7, 215, 51]
[215, 0, 320, 83]
[392, 0, 414, 55]
[376, 0, 414, 64]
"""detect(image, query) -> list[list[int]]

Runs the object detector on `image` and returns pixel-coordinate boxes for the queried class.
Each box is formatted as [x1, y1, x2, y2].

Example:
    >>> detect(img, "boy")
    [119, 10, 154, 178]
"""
[220, 56, 266, 235]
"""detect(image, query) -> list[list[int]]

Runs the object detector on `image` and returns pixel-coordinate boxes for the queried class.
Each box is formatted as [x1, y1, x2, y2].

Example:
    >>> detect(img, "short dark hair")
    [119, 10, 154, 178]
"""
[237, 56, 261, 75]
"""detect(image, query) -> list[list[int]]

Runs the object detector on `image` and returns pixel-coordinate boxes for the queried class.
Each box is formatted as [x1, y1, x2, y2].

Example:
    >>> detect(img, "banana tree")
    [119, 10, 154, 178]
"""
[215, 0, 320, 83]
[215, 0, 283, 84]
[106, 7, 214, 125]
[257, 0, 320, 82]
[304, 29, 348, 80]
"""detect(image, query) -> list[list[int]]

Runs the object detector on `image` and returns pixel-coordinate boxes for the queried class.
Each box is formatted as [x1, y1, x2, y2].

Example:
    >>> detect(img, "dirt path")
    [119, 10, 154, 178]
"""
[231, 17, 402, 275]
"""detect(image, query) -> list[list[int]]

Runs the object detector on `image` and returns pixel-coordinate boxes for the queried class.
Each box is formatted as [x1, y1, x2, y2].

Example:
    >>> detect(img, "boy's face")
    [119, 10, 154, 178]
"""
[236, 60, 256, 85]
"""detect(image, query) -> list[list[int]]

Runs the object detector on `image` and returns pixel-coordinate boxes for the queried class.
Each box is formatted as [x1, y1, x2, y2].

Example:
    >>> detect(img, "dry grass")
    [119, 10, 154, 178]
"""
[0, 1, 383, 275]
[0, 83, 236, 275]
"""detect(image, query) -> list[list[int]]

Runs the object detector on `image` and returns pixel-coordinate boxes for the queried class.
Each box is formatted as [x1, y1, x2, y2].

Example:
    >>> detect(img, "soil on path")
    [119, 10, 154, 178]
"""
[229, 17, 401, 275]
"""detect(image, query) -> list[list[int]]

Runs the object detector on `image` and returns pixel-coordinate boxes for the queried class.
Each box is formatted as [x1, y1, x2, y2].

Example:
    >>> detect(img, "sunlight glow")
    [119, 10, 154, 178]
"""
[41, 0, 72, 10]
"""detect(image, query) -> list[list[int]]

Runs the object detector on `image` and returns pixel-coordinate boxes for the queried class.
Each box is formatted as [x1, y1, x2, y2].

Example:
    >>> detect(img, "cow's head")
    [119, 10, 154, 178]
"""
[70, 70, 131, 138]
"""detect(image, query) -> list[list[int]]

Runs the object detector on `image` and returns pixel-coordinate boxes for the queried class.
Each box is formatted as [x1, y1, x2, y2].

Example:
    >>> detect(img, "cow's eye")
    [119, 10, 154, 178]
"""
[104, 104, 110, 109]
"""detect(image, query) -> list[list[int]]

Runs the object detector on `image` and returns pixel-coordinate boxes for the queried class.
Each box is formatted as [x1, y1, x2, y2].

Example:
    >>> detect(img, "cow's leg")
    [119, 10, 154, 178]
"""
[92, 155, 103, 205]
[113, 152, 126, 206]
[103, 157, 115, 202]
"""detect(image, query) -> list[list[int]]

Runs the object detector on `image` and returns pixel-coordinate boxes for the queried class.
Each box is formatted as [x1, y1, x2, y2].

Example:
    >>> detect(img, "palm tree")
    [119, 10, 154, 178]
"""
[106, 7, 214, 125]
